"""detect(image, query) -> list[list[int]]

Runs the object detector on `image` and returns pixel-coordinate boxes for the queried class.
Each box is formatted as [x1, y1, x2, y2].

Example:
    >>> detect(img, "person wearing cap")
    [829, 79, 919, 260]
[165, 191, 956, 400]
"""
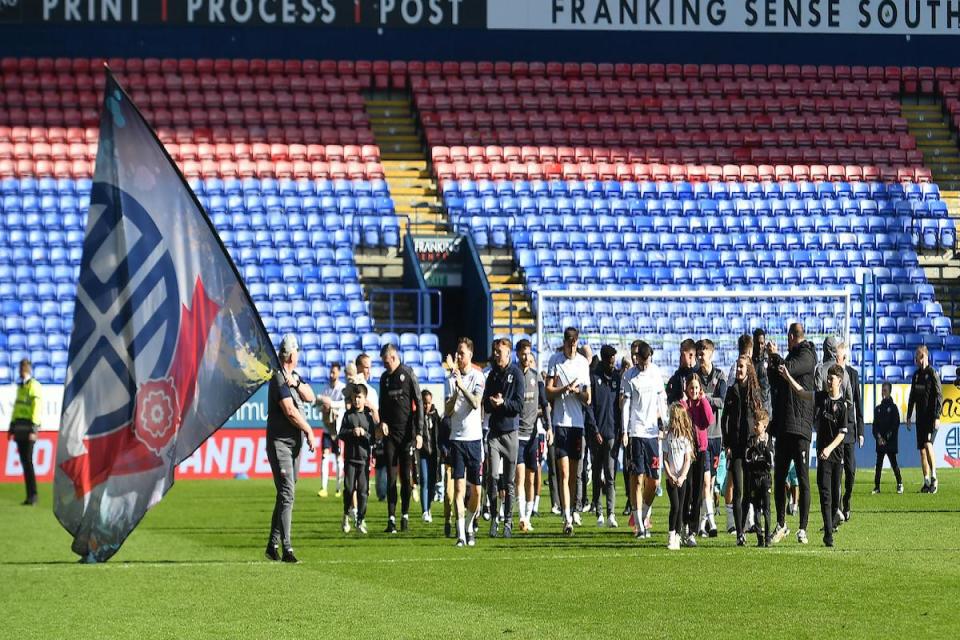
[8, 358, 42, 506]
[265, 334, 318, 564]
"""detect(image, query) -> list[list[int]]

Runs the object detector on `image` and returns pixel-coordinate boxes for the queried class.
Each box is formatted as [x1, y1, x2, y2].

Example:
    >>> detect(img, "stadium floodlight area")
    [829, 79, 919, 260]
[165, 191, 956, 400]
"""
[535, 288, 854, 373]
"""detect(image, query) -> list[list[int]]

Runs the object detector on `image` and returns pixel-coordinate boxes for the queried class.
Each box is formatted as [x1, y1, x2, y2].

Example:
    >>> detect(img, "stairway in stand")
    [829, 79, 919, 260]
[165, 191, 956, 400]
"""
[901, 96, 960, 332]
[357, 91, 448, 332]
[365, 91, 445, 238]
[483, 247, 536, 339]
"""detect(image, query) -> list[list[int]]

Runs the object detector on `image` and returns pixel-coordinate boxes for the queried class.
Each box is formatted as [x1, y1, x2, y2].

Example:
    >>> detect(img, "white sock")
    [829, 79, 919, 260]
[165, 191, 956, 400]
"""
[389, 515, 395, 523]
[534, 496, 541, 512]
[334, 456, 342, 492]
[746, 505, 755, 528]
[725, 503, 735, 527]
[641, 502, 651, 523]
[632, 509, 641, 529]
[924, 476, 931, 485]
[321, 453, 330, 490]
[518, 496, 527, 522]
[563, 507, 571, 523]
[457, 517, 465, 540]
[467, 510, 476, 531]
[931, 468, 938, 480]
[526, 500, 535, 520]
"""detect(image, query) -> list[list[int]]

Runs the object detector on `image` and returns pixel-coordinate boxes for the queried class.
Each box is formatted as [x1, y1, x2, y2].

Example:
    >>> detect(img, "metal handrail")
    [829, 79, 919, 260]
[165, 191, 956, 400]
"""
[369, 288, 442, 333]
[490, 287, 535, 336]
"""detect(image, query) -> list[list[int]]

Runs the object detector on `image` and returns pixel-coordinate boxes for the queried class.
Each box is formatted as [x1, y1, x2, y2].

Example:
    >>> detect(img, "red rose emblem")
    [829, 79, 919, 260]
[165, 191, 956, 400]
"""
[133, 377, 181, 455]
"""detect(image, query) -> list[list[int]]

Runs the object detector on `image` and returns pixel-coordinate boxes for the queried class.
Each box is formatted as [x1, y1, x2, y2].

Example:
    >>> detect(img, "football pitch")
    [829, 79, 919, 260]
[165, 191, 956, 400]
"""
[3, 469, 959, 640]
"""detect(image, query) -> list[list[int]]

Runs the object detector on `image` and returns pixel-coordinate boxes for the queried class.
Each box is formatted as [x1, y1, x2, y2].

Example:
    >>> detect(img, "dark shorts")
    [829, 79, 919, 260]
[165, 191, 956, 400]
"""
[706, 437, 722, 475]
[629, 436, 660, 479]
[519, 436, 540, 469]
[554, 426, 584, 461]
[448, 439, 482, 485]
[917, 423, 939, 449]
[321, 432, 341, 455]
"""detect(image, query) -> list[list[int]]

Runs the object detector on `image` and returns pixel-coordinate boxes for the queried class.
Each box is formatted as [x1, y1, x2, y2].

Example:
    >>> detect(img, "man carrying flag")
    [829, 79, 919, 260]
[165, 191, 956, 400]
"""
[54, 69, 280, 563]
[266, 335, 317, 564]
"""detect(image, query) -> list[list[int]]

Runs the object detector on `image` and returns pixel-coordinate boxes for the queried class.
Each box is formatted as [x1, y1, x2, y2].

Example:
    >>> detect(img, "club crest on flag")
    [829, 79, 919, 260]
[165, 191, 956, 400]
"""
[133, 378, 181, 456]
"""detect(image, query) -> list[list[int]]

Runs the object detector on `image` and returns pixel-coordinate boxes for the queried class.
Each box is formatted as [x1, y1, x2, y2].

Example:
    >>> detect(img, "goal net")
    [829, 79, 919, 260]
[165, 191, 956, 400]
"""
[534, 289, 855, 374]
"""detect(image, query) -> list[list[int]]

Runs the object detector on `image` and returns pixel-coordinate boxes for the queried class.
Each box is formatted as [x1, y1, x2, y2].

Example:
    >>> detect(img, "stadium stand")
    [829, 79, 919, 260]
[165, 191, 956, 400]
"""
[0, 58, 443, 386]
[421, 62, 959, 382]
[0, 59, 958, 385]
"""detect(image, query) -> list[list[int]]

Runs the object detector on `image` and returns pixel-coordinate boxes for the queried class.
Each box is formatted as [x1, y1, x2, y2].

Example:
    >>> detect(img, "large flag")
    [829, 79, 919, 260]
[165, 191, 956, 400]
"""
[54, 69, 278, 562]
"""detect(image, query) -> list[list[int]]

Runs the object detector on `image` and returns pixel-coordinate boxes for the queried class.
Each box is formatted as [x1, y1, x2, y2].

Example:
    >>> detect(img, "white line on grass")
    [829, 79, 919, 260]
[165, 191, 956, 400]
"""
[10, 546, 901, 571]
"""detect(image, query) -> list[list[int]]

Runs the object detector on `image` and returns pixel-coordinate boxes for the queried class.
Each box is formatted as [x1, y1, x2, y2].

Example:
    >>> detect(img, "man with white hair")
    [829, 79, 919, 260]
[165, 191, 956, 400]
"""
[266, 334, 318, 564]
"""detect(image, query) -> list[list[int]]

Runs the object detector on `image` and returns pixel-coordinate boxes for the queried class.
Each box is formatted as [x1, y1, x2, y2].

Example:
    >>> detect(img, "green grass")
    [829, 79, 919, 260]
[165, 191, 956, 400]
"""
[2, 469, 959, 639]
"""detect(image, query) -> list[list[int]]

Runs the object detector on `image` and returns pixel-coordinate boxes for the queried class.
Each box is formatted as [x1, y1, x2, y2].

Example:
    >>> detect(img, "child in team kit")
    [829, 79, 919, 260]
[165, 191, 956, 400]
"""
[338, 385, 376, 535]
[743, 417, 774, 547]
[663, 403, 695, 551]
[873, 382, 904, 494]
[779, 363, 848, 547]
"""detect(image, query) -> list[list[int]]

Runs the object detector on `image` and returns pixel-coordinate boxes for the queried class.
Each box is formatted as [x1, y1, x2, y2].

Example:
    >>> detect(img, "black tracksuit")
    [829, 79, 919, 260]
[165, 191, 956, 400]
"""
[587, 367, 622, 517]
[339, 408, 375, 520]
[744, 434, 774, 545]
[873, 397, 903, 488]
[379, 364, 425, 520]
[815, 391, 847, 545]
[768, 340, 818, 530]
[907, 365, 943, 448]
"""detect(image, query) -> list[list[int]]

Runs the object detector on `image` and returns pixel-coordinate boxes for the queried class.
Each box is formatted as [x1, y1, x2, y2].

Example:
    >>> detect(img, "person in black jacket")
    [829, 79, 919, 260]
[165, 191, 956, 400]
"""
[721, 355, 768, 546]
[339, 385, 376, 535]
[779, 363, 848, 548]
[587, 345, 622, 528]
[907, 345, 944, 494]
[836, 342, 863, 521]
[420, 389, 441, 524]
[482, 337, 525, 538]
[667, 339, 699, 404]
[743, 419, 774, 547]
[872, 382, 903, 494]
[378, 343, 425, 534]
[696, 339, 726, 537]
[766, 322, 818, 545]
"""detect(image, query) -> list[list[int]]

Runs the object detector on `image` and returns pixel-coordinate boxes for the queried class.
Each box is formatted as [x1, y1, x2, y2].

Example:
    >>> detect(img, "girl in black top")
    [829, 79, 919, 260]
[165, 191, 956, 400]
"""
[420, 389, 442, 523]
[744, 418, 774, 547]
[872, 382, 903, 494]
[779, 363, 848, 547]
[721, 355, 768, 547]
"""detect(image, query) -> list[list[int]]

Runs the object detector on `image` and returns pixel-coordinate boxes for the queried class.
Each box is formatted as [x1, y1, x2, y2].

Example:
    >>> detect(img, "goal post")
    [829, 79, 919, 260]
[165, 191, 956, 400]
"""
[534, 289, 854, 374]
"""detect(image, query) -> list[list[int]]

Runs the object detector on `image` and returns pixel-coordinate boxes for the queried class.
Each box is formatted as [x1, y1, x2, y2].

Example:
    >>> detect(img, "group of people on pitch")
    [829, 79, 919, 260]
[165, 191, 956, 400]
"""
[263, 324, 944, 560]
